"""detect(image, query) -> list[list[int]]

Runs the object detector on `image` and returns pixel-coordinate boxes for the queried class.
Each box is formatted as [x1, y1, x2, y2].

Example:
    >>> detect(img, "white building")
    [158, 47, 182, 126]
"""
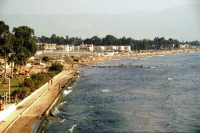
[37, 43, 56, 51]
[79, 44, 94, 52]
[93, 45, 131, 52]
[64, 45, 74, 52]
[180, 44, 190, 49]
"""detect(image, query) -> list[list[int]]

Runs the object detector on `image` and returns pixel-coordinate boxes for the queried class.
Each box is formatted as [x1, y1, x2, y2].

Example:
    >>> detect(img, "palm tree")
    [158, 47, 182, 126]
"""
[8, 54, 17, 78]
[0, 21, 13, 83]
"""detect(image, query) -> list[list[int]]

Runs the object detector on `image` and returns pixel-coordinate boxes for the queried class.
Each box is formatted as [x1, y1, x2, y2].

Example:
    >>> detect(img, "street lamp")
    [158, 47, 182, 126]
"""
[7, 78, 10, 103]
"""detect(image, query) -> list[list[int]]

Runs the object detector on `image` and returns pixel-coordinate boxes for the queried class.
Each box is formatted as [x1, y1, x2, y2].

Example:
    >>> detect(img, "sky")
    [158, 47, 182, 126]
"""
[0, 0, 200, 15]
[0, 0, 200, 41]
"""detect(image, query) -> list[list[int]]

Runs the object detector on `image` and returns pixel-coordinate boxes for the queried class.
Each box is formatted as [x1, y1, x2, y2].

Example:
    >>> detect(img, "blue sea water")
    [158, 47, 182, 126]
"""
[45, 52, 200, 133]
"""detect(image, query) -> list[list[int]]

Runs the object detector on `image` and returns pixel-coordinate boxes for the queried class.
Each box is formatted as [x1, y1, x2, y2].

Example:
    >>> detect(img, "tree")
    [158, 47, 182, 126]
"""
[49, 62, 63, 72]
[120, 36, 127, 45]
[42, 56, 50, 63]
[40, 35, 51, 43]
[0, 21, 13, 83]
[12, 26, 37, 70]
[84, 38, 92, 44]
[33, 36, 40, 43]
[134, 40, 140, 51]
[7, 54, 17, 78]
[142, 39, 150, 50]
[91, 36, 101, 46]
[69, 37, 77, 45]
[57, 36, 65, 45]
[103, 35, 117, 45]
[126, 37, 134, 46]
[174, 39, 180, 49]
[50, 34, 57, 43]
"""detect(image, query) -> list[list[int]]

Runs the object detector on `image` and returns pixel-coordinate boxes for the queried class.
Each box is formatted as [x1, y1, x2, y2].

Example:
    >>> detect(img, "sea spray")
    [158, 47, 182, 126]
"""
[37, 74, 79, 133]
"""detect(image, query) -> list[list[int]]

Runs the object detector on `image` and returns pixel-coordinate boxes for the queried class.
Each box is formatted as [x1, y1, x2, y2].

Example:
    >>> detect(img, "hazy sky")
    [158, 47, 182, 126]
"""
[0, 0, 200, 15]
[0, 0, 200, 41]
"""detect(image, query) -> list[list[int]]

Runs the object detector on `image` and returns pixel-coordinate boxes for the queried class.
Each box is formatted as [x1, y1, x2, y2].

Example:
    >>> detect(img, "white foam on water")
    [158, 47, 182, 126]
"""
[68, 87, 73, 90]
[140, 58, 148, 60]
[102, 89, 111, 92]
[60, 119, 65, 122]
[168, 77, 173, 80]
[69, 124, 77, 133]
[59, 101, 68, 106]
[64, 90, 72, 95]
[52, 107, 60, 116]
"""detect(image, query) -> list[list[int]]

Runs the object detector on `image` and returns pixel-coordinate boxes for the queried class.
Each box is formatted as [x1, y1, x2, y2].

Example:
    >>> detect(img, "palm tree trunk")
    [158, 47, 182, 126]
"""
[10, 62, 13, 78]
[3, 53, 7, 84]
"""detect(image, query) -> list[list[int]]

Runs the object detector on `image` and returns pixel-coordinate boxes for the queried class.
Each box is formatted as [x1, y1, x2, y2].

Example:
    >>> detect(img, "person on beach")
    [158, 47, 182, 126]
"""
[51, 78, 53, 86]
[3, 92, 7, 105]
[15, 94, 18, 105]
[48, 79, 51, 85]
[0, 98, 2, 110]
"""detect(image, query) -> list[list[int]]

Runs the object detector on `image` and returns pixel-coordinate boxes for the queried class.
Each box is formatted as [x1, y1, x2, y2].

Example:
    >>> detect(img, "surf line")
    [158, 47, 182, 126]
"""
[32, 73, 79, 133]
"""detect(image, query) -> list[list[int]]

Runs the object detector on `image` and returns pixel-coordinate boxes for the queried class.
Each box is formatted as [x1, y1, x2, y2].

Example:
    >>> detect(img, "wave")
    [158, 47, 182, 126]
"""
[64, 90, 72, 95]
[67, 124, 77, 133]
[102, 89, 111, 92]
[168, 77, 173, 80]
[58, 101, 68, 106]
[51, 107, 60, 116]
[60, 119, 65, 122]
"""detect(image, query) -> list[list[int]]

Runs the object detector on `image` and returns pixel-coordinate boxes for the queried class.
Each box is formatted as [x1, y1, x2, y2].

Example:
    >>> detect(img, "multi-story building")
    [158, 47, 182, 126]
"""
[78, 44, 131, 52]
[37, 43, 56, 51]
[93, 45, 131, 52]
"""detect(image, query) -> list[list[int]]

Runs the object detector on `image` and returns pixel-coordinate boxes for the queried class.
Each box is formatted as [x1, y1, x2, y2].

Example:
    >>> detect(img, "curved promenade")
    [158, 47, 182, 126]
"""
[0, 69, 77, 133]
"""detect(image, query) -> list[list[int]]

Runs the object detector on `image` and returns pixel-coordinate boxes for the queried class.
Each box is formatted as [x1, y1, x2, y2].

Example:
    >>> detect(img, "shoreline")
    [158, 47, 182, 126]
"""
[1, 69, 80, 133]
[34, 50, 200, 132]
[34, 74, 79, 133]
[1, 50, 199, 133]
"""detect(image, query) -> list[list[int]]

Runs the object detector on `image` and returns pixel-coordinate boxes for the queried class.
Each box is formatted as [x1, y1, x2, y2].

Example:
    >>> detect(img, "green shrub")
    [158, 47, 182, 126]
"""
[42, 56, 50, 63]
[49, 62, 63, 72]
[15, 65, 60, 100]
[63, 56, 73, 63]
[48, 71, 58, 78]
[12, 87, 30, 99]
[24, 78, 34, 89]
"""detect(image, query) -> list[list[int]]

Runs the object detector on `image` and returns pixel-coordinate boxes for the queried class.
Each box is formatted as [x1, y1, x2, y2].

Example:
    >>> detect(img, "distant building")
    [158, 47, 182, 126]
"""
[37, 43, 76, 52]
[79, 44, 94, 52]
[180, 44, 190, 49]
[37, 43, 56, 51]
[93, 45, 131, 52]
[36, 43, 131, 54]
[64, 45, 74, 52]
[78, 44, 131, 52]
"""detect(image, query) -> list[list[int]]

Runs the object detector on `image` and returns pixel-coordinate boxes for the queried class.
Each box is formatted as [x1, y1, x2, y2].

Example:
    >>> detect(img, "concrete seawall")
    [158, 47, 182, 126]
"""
[33, 75, 78, 133]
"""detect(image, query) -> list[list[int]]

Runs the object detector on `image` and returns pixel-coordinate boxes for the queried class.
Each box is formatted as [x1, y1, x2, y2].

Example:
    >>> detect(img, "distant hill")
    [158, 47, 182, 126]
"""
[0, 4, 200, 41]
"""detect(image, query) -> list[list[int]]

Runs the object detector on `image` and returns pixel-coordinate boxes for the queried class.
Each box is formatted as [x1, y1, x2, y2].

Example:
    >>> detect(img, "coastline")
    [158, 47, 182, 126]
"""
[34, 74, 79, 133]
[1, 68, 80, 133]
[1, 50, 199, 133]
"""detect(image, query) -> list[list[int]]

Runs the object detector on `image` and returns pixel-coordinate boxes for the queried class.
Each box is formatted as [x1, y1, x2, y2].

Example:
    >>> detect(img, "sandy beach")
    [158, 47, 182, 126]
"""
[0, 49, 198, 133]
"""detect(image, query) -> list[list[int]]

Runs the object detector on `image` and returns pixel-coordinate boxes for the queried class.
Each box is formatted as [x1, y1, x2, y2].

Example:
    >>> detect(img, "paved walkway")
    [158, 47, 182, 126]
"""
[0, 71, 74, 133]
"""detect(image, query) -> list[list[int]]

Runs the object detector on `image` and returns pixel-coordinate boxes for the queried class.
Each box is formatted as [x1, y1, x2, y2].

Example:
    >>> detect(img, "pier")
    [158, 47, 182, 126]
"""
[89, 65, 143, 68]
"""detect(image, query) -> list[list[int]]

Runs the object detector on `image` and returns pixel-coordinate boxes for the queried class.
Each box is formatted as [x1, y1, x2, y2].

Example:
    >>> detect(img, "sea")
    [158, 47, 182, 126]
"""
[44, 52, 200, 133]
